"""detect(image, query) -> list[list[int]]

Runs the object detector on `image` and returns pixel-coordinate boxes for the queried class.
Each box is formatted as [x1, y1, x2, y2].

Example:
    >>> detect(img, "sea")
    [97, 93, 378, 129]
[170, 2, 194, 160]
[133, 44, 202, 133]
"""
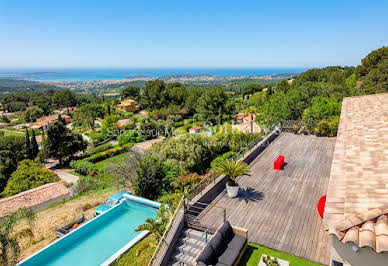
[0, 68, 307, 82]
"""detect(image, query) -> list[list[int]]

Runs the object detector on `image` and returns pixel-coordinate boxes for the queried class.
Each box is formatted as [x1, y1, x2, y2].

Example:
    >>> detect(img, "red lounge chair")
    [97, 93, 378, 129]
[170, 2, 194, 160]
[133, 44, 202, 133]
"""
[274, 155, 285, 170]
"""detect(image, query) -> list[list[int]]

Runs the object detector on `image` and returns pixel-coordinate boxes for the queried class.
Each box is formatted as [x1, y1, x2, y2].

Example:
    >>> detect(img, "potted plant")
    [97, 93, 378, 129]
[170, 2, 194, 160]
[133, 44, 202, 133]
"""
[292, 123, 299, 134]
[213, 159, 250, 198]
[262, 255, 280, 266]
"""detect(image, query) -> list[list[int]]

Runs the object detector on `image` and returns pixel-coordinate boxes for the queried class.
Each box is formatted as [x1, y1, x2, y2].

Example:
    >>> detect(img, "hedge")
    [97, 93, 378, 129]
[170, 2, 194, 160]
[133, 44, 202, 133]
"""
[83, 144, 133, 164]
[70, 160, 99, 176]
[84, 143, 114, 157]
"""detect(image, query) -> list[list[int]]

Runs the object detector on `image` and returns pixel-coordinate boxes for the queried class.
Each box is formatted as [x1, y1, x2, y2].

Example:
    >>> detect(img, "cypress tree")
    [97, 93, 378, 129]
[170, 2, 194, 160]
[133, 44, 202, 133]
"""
[25, 129, 33, 159]
[31, 130, 39, 159]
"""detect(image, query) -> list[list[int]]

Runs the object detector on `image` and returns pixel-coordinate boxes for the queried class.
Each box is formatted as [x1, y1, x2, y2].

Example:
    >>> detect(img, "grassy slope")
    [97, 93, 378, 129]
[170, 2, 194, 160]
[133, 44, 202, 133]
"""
[95, 152, 129, 169]
[112, 234, 157, 266]
[239, 243, 322, 266]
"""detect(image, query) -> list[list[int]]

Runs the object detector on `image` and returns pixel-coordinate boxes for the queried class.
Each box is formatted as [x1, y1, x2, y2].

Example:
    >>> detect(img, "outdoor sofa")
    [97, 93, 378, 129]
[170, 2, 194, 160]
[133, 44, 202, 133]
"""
[195, 221, 248, 266]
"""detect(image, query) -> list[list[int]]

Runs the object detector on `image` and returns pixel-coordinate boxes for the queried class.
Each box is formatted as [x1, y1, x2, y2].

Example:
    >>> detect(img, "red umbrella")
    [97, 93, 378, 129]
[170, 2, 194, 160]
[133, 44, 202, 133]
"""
[317, 195, 326, 218]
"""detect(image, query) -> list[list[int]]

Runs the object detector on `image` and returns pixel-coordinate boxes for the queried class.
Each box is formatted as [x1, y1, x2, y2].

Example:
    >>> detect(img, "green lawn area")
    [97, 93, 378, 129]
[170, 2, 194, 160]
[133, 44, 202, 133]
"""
[0, 129, 25, 136]
[239, 243, 322, 266]
[95, 152, 130, 169]
[112, 234, 157, 266]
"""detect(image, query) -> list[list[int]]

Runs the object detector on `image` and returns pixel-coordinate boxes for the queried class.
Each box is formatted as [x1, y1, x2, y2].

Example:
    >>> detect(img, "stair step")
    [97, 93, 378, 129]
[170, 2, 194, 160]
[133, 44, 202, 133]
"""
[174, 250, 196, 266]
[184, 228, 210, 240]
[177, 243, 202, 257]
[182, 235, 208, 247]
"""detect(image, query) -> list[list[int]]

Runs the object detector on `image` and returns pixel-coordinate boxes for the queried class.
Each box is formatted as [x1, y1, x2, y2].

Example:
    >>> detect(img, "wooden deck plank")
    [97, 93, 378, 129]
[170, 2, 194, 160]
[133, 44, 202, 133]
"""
[197, 133, 336, 265]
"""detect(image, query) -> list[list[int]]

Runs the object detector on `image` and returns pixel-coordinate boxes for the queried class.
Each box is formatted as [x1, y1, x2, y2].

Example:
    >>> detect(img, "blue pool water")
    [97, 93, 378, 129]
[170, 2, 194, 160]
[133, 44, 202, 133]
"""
[20, 200, 157, 266]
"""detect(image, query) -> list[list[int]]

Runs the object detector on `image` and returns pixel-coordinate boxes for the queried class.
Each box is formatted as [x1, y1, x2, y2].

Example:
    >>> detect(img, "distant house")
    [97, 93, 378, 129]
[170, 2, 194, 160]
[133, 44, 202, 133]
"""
[324, 93, 388, 266]
[0, 181, 70, 217]
[28, 114, 71, 130]
[189, 126, 202, 133]
[232, 113, 256, 124]
[117, 99, 139, 113]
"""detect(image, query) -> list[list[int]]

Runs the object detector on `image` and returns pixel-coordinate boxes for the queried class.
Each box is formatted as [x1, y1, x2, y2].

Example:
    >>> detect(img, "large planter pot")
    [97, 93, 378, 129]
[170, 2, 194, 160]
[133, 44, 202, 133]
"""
[226, 183, 239, 198]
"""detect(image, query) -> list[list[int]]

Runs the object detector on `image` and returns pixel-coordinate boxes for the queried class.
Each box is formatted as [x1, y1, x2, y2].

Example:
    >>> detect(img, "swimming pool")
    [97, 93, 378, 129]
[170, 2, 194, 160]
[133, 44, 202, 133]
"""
[19, 197, 159, 266]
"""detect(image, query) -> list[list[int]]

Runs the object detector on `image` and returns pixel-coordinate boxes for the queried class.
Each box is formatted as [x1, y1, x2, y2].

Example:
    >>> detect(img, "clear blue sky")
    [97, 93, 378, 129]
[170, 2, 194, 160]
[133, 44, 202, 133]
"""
[0, 0, 387, 68]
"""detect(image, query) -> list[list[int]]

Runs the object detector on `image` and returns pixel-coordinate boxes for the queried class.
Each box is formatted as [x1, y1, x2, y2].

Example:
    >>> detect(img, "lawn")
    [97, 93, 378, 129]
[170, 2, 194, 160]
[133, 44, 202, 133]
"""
[239, 243, 322, 266]
[95, 151, 130, 169]
[112, 234, 157, 266]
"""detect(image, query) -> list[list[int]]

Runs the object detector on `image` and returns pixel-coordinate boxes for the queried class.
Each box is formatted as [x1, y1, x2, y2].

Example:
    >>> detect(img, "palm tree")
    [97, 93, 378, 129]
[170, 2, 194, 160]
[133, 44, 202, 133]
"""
[0, 207, 35, 266]
[213, 159, 250, 186]
[135, 205, 171, 242]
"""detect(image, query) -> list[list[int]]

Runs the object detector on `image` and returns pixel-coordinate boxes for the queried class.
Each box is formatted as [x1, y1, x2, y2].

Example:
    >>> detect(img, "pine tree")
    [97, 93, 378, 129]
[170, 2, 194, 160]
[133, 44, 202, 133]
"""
[25, 129, 33, 159]
[31, 130, 39, 159]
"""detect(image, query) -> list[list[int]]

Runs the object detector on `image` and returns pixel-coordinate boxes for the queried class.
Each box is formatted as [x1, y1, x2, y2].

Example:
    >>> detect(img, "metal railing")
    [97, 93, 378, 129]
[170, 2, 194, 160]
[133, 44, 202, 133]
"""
[147, 121, 282, 266]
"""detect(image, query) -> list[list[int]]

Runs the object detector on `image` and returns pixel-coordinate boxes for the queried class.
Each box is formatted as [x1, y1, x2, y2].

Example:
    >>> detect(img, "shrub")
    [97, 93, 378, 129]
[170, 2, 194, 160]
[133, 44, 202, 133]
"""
[76, 176, 100, 195]
[1, 160, 60, 197]
[171, 173, 203, 192]
[70, 160, 98, 176]
[118, 129, 146, 146]
[84, 143, 114, 157]
[83, 145, 131, 163]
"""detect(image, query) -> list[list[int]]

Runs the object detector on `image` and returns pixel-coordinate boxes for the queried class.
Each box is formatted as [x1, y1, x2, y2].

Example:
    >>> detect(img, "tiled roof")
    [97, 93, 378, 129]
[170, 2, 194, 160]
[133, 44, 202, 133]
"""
[118, 99, 136, 106]
[324, 93, 388, 253]
[0, 181, 70, 217]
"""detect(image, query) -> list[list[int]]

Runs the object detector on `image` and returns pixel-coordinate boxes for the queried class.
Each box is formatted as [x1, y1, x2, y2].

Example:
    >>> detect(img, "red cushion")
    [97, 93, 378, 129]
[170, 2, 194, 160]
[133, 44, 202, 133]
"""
[317, 195, 326, 218]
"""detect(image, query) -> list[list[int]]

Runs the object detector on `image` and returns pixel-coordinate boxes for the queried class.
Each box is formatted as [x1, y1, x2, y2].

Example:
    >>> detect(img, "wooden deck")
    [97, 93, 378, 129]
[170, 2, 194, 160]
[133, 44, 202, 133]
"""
[197, 133, 336, 265]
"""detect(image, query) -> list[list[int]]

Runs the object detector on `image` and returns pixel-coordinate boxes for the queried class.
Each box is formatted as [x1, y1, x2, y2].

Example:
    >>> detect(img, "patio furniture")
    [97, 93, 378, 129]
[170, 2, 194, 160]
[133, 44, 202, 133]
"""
[317, 195, 326, 218]
[195, 221, 248, 266]
[274, 155, 285, 170]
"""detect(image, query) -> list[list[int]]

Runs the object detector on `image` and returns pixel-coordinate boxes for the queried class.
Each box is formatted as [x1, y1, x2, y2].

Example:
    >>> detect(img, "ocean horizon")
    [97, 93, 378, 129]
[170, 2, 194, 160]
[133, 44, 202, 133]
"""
[0, 67, 307, 82]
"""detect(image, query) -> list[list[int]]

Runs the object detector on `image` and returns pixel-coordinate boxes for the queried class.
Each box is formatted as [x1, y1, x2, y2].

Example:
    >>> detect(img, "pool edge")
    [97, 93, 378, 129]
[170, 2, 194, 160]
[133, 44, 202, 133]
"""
[100, 230, 150, 266]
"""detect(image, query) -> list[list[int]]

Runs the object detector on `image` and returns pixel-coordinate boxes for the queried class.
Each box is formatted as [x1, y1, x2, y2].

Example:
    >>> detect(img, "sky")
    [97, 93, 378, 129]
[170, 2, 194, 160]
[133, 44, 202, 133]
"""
[0, 0, 387, 69]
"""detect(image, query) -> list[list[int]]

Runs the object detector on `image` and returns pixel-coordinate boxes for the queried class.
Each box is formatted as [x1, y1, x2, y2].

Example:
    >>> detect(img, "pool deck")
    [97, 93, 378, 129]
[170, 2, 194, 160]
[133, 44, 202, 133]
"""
[197, 133, 336, 265]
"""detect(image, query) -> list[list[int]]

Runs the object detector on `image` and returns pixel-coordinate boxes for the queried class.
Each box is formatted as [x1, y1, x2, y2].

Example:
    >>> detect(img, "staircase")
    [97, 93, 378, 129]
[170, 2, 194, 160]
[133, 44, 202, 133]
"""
[167, 227, 211, 266]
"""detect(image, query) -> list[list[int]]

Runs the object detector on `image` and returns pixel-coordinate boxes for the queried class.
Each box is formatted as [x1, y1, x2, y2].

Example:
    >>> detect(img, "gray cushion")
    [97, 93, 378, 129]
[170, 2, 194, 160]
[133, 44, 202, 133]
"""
[227, 234, 247, 252]
[217, 248, 240, 266]
[218, 221, 234, 243]
[215, 263, 228, 266]
[197, 244, 216, 265]
[209, 231, 227, 256]
[197, 261, 207, 266]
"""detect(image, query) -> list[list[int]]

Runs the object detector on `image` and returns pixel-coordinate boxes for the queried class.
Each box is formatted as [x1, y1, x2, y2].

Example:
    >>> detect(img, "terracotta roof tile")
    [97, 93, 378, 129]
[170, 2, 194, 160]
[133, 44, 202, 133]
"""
[324, 93, 388, 253]
[0, 181, 70, 217]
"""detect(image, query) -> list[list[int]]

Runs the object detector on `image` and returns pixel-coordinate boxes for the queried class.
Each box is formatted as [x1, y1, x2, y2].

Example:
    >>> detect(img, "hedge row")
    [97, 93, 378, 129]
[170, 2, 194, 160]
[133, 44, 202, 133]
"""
[83, 144, 133, 164]
[70, 160, 99, 176]
[84, 143, 114, 157]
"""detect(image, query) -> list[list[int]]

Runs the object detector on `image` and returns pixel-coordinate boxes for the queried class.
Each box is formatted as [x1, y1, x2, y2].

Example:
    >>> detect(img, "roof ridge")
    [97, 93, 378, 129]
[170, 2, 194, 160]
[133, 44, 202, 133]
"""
[0, 181, 66, 203]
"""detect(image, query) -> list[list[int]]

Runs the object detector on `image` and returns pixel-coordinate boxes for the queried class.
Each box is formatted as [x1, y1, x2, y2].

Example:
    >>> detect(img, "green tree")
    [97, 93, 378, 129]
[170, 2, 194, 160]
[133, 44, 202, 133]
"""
[73, 103, 105, 129]
[43, 116, 87, 164]
[302, 97, 341, 133]
[134, 155, 166, 199]
[185, 89, 202, 115]
[195, 87, 234, 124]
[1, 160, 60, 197]
[121, 85, 140, 100]
[52, 89, 76, 115]
[25, 129, 33, 160]
[24, 106, 44, 122]
[0, 207, 35, 266]
[31, 130, 39, 159]
[355, 46, 388, 94]
[166, 83, 188, 107]
[151, 134, 222, 173]
[139, 80, 168, 110]
[0, 151, 17, 193]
